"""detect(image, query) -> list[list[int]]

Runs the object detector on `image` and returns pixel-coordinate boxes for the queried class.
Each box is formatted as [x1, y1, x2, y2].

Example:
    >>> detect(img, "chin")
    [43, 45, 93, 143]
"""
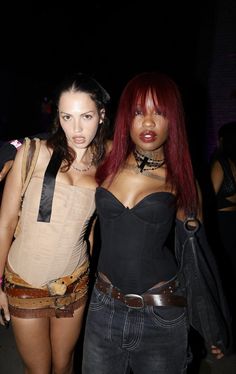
[137, 143, 159, 151]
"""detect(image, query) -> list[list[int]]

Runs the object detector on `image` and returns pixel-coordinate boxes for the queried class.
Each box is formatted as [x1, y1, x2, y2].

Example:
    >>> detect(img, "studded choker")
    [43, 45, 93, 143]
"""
[133, 149, 165, 173]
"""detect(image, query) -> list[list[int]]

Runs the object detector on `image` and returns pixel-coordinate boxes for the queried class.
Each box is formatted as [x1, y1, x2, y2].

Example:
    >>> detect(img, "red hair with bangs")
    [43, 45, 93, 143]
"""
[96, 71, 198, 215]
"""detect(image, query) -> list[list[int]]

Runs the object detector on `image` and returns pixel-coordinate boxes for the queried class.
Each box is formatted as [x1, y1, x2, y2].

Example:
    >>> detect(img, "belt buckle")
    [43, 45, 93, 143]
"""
[47, 279, 67, 296]
[124, 294, 144, 309]
[54, 295, 71, 309]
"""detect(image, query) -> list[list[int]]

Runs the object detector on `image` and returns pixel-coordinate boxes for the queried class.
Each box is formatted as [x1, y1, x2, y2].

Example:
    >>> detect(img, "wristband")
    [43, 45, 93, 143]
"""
[10, 140, 22, 149]
[0, 276, 3, 286]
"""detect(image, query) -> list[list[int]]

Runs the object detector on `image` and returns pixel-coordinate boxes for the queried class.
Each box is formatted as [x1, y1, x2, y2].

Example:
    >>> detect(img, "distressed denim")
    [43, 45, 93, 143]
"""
[82, 280, 190, 374]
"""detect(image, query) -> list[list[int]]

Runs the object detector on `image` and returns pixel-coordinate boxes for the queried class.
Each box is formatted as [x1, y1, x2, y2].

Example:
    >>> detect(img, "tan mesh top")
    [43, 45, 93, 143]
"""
[8, 176, 96, 287]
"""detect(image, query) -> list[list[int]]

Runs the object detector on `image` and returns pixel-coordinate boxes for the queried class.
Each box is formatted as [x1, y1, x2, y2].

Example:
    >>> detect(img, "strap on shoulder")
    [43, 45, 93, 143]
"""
[21, 137, 41, 198]
[14, 137, 41, 238]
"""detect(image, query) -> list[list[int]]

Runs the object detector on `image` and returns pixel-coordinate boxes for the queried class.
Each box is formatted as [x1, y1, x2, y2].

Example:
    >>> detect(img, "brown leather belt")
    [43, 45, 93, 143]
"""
[5, 260, 89, 291]
[95, 276, 186, 308]
[7, 290, 87, 310]
[4, 262, 90, 311]
[5, 271, 89, 298]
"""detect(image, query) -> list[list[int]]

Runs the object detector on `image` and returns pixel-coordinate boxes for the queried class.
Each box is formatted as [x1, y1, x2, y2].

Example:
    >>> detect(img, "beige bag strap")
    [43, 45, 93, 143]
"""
[20, 137, 41, 199]
[14, 137, 41, 238]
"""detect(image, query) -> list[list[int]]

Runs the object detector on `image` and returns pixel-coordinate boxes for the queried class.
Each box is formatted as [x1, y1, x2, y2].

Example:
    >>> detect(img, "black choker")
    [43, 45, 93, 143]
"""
[133, 149, 165, 173]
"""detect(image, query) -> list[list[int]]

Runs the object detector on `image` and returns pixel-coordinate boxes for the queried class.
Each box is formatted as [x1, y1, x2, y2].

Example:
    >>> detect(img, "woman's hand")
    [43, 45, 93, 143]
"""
[211, 345, 224, 359]
[0, 161, 14, 182]
[0, 289, 10, 327]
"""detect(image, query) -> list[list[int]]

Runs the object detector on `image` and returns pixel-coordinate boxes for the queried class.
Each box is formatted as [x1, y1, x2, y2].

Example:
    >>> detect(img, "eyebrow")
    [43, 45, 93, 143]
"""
[59, 110, 95, 115]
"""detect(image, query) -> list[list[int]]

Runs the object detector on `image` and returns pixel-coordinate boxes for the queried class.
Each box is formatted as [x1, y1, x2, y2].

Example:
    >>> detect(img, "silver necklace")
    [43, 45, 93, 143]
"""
[71, 154, 94, 172]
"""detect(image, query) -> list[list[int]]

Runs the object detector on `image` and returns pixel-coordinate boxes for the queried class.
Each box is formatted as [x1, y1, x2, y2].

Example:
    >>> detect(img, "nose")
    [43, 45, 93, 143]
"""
[142, 114, 155, 128]
[73, 119, 82, 133]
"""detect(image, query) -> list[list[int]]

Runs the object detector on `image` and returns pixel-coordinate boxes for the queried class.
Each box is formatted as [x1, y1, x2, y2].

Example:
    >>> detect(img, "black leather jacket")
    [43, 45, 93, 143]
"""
[0, 133, 49, 171]
[175, 218, 232, 354]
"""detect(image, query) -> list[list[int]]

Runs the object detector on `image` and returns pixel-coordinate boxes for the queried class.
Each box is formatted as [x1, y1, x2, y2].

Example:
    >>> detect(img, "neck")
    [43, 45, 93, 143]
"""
[133, 148, 165, 173]
[72, 148, 94, 173]
[74, 148, 88, 163]
[135, 147, 164, 161]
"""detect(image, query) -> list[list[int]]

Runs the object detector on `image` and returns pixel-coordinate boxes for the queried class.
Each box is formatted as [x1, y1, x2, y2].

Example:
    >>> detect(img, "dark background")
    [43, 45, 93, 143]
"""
[0, 2, 236, 372]
[0, 0, 236, 172]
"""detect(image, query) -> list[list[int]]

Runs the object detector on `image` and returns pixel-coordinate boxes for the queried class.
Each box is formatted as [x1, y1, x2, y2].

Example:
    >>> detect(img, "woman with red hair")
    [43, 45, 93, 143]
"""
[82, 72, 229, 373]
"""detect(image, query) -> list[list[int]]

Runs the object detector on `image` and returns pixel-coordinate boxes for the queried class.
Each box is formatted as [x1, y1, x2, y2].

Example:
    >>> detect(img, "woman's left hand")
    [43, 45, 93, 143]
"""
[211, 345, 224, 359]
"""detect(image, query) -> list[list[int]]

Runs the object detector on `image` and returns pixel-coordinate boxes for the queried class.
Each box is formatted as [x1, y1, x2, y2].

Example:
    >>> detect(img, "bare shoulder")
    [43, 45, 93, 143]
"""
[211, 160, 223, 177]
[210, 160, 224, 193]
[105, 140, 113, 154]
[37, 140, 52, 159]
[27, 140, 52, 176]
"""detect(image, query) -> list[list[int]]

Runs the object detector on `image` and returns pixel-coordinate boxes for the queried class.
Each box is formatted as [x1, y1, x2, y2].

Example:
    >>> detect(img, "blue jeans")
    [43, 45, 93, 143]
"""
[82, 279, 190, 374]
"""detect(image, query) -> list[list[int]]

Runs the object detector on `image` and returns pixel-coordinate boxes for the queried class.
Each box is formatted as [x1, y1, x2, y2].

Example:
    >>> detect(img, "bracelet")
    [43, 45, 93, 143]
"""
[0, 276, 3, 286]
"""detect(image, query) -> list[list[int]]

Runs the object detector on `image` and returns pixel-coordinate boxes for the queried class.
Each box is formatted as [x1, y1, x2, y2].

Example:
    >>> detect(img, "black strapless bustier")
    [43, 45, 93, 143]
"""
[96, 187, 178, 294]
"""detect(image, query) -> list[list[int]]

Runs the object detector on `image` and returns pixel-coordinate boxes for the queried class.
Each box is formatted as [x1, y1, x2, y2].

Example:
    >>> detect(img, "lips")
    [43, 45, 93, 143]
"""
[72, 136, 85, 144]
[139, 131, 157, 142]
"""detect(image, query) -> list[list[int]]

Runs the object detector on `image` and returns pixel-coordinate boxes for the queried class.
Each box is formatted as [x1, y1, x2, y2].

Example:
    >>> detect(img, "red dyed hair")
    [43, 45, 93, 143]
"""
[96, 71, 198, 215]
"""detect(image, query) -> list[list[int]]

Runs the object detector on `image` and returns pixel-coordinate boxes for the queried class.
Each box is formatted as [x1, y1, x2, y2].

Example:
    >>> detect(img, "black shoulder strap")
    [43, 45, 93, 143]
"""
[37, 150, 62, 222]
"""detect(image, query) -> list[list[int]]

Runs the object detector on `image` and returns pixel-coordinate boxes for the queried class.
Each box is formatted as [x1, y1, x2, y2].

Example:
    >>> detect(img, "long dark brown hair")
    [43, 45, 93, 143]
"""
[47, 72, 111, 171]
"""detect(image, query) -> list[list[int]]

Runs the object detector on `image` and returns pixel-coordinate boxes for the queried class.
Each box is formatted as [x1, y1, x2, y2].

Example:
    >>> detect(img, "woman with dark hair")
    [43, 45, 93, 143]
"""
[82, 72, 228, 374]
[210, 121, 236, 348]
[0, 73, 110, 374]
[210, 122, 236, 251]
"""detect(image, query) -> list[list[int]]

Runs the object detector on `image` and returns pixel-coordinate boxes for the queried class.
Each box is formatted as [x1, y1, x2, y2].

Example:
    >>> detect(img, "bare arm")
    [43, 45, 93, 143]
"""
[0, 146, 24, 324]
[210, 160, 224, 194]
[88, 216, 98, 256]
[0, 140, 22, 182]
[0, 160, 14, 182]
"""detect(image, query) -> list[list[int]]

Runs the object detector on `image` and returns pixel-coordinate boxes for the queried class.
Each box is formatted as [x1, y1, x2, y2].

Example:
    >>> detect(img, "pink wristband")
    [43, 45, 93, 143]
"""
[0, 276, 3, 286]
